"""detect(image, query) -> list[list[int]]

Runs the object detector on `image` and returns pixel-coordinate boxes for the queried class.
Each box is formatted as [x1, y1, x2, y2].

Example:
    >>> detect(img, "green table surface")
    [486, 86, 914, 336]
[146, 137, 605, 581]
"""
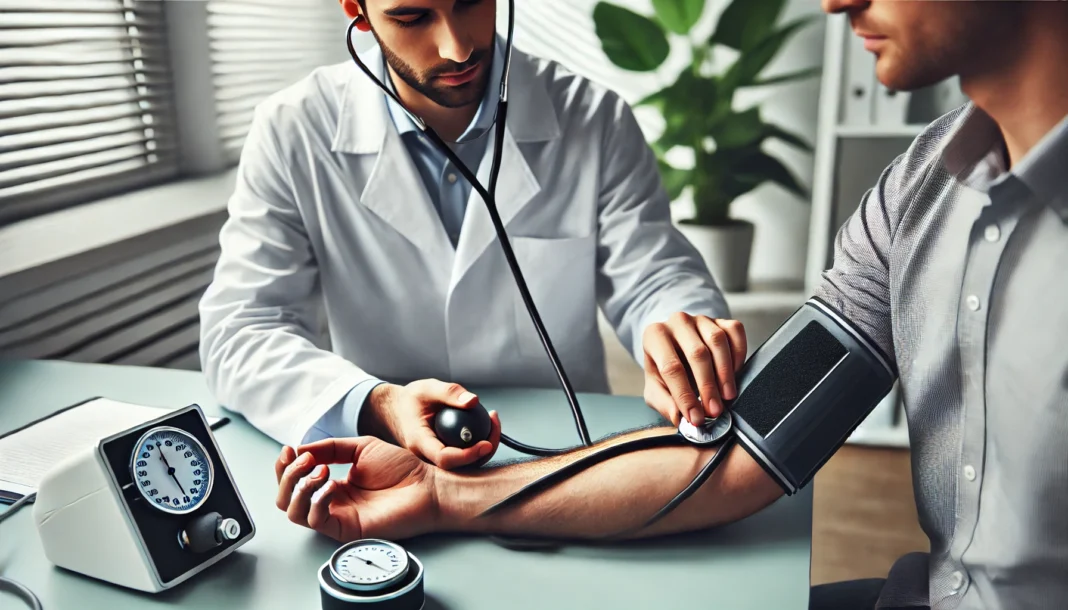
[0, 359, 812, 609]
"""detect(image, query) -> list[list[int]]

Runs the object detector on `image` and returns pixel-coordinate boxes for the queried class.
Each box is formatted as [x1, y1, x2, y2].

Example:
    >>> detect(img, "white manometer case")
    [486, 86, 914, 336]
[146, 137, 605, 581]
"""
[33, 404, 254, 592]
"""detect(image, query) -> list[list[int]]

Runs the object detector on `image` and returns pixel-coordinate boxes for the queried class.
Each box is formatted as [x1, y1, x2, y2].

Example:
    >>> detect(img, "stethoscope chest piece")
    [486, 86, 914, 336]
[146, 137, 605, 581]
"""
[319, 539, 425, 610]
[678, 411, 733, 446]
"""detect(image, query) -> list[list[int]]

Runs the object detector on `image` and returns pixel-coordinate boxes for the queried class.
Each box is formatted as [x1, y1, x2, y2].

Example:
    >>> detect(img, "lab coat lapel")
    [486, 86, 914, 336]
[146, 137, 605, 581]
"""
[332, 45, 454, 266]
[449, 48, 561, 289]
[360, 127, 454, 263]
[450, 126, 540, 289]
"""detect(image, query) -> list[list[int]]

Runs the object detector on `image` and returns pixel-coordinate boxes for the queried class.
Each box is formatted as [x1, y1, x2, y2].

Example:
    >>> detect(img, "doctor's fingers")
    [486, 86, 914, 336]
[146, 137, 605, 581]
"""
[645, 323, 706, 426]
[409, 378, 479, 408]
[410, 425, 489, 470]
[643, 376, 682, 427]
[286, 464, 330, 526]
[709, 318, 747, 374]
[666, 316, 726, 420]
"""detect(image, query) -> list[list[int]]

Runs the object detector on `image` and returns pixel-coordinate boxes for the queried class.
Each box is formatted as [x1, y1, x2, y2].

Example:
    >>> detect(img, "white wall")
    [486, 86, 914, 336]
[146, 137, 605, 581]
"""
[508, 0, 826, 286]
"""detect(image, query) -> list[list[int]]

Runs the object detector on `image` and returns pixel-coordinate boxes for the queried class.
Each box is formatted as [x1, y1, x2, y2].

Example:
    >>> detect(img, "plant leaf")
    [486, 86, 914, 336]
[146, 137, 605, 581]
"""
[709, 0, 786, 52]
[764, 124, 813, 152]
[747, 66, 822, 87]
[691, 151, 733, 223]
[649, 71, 717, 149]
[593, 3, 670, 72]
[720, 16, 816, 92]
[732, 151, 808, 199]
[652, 0, 706, 35]
[658, 159, 692, 200]
[710, 107, 764, 149]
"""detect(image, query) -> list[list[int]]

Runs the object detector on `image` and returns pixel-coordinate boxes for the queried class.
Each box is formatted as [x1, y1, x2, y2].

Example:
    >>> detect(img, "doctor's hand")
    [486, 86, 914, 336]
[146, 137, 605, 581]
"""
[642, 313, 747, 427]
[274, 437, 438, 542]
[361, 380, 501, 471]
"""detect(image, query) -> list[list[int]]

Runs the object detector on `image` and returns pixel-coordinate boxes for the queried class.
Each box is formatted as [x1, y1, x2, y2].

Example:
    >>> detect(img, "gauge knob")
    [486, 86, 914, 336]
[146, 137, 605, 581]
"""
[179, 512, 240, 553]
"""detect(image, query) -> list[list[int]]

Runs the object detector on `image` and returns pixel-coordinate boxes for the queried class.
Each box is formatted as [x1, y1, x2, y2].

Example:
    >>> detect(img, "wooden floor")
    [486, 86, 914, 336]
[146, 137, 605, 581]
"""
[811, 445, 929, 585]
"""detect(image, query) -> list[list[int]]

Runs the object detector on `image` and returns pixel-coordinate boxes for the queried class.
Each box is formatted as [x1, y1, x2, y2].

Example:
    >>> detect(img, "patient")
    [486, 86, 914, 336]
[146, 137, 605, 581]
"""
[274, 427, 783, 542]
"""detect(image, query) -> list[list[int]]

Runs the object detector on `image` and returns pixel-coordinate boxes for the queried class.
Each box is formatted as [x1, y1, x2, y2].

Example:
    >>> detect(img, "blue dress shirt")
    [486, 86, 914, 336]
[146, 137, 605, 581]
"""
[303, 41, 504, 443]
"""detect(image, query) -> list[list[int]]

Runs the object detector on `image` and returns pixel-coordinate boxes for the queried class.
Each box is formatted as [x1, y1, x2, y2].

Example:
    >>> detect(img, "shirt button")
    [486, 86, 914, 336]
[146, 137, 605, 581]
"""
[984, 224, 1001, 242]
[447, 173, 457, 184]
[965, 295, 981, 311]
[963, 464, 976, 481]
[950, 570, 965, 592]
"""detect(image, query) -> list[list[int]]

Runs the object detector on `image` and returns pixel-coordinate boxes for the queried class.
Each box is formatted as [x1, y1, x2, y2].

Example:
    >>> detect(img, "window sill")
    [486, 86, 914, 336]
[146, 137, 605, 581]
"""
[0, 170, 236, 281]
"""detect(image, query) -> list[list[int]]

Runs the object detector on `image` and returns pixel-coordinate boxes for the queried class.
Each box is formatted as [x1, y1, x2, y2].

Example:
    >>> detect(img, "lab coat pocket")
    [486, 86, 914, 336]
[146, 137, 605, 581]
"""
[510, 234, 598, 360]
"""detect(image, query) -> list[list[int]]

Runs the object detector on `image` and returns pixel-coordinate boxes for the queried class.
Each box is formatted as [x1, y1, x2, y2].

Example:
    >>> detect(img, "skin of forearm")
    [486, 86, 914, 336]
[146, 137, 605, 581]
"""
[357, 384, 398, 444]
[433, 427, 784, 540]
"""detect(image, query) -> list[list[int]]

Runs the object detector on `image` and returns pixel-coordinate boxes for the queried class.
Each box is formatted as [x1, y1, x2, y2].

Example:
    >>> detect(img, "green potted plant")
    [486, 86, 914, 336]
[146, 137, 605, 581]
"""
[593, 0, 819, 291]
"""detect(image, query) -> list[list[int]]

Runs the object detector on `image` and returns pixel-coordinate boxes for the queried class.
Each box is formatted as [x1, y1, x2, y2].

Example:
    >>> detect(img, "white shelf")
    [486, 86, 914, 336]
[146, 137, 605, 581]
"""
[723, 280, 808, 316]
[725, 290, 807, 314]
[847, 423, 910, 448]
[835, 124, 925, 138]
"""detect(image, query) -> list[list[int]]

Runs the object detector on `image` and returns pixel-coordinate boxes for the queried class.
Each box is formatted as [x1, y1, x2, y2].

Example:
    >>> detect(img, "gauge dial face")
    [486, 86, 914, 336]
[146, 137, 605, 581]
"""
[331, 540, 409, 591]
[130, 426, 214, 514]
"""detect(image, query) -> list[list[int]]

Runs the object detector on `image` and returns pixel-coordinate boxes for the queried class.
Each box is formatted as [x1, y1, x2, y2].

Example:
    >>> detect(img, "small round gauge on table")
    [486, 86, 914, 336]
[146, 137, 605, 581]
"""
[130, 426, 214, 514]
[329, 540, 410, 592]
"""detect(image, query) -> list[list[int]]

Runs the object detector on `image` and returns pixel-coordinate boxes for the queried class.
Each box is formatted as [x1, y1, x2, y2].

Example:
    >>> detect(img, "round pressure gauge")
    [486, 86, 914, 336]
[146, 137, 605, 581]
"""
[130, 426, 214, 515]
[329, 539, 410, 592]
[319, 539, 425, 609]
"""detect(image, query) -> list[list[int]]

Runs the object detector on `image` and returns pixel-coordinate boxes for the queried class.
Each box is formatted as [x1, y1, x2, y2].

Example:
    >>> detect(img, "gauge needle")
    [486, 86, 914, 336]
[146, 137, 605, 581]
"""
[157, 442, 187, 497]
[356, 555, 388, 572]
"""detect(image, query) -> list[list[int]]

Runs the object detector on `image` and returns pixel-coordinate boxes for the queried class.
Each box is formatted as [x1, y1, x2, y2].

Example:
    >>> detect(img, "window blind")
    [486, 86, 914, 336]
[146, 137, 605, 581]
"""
[206, 0, 346, 163]
[0, 0, 179, 227]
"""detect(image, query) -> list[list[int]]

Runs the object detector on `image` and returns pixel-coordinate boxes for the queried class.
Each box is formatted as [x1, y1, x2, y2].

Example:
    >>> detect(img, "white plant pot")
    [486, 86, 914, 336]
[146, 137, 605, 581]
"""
[676, 220, 755, 293]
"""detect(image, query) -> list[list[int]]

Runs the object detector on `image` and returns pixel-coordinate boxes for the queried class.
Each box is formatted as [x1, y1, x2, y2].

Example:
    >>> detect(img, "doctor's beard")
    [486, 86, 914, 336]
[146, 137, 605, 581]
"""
[376, 33, 493, 109]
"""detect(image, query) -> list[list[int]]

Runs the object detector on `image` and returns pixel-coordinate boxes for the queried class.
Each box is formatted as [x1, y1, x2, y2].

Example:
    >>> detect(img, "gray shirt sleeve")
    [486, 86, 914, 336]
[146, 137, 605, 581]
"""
[812, 154, 910, 367]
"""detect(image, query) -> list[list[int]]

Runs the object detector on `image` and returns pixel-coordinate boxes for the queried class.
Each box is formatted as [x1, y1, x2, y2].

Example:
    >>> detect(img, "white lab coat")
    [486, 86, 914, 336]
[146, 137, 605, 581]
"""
[198, 44, 730, 447]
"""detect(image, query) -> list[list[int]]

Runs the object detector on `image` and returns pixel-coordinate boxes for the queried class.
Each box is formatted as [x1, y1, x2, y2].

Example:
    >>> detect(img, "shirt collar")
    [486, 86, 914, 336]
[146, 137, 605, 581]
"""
[383, 35, 504, 144]
[941, 104, 1068, 223]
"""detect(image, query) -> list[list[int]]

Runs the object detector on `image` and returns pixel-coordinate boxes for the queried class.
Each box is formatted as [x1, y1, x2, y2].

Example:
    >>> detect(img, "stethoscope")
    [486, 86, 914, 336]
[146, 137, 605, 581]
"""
[325, 7, 744, 605]
[342, 1, 738, 540]
[344, 0, 594, 458]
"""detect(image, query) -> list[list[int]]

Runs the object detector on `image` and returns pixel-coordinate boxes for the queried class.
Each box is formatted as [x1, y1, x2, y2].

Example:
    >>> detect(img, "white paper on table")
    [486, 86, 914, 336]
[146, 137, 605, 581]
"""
[0, 398, 224, 501]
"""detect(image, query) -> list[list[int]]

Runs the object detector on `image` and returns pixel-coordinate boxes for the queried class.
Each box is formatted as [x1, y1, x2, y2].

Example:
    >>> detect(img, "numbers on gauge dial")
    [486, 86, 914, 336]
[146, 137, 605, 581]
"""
[132, 427, 212, 514]
[335, 542, 409, 588]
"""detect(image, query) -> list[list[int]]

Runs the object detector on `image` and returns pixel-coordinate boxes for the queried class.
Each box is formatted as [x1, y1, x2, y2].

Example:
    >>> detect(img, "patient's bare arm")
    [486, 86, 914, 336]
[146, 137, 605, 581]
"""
[276, 426, 783, 543]
[435, 426, 783, 540]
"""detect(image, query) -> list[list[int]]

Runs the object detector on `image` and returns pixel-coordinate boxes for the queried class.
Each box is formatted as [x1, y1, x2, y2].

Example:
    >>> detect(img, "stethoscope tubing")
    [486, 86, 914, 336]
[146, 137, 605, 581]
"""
[344, 2, 593, 452]
[343, 6, 737, 544]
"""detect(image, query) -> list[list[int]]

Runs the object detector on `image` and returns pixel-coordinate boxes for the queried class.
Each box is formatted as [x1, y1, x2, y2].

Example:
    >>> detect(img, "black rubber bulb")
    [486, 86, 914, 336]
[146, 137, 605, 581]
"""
[433, 402, 492, 449]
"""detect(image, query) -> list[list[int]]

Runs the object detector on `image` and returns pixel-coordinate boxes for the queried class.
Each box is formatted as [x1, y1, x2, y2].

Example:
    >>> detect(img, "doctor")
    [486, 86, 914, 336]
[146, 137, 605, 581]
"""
[199, 0, 747, 469]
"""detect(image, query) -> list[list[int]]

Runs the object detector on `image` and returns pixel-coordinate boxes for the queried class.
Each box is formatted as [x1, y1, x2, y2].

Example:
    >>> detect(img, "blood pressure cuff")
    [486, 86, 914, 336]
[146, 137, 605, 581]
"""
[729, 298, 897, 495]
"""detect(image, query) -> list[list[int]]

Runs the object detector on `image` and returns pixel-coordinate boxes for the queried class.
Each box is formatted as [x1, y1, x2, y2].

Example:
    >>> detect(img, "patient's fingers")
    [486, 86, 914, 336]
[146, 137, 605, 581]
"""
[276, 451, 315, 511]
[287, 464, 329, 527]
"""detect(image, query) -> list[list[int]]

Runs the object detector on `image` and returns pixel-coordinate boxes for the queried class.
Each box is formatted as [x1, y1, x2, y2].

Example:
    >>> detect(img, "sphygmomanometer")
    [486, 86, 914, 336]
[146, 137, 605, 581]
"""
[440, 296, 897, 536]
[342, 0, 896, 576]
[0, 2, 898, 609]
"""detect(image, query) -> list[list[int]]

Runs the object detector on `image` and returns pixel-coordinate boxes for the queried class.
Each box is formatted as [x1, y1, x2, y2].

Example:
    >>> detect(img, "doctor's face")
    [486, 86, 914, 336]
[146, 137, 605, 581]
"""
[822, 0, 1022, 91]
[347, 0, 497, 108]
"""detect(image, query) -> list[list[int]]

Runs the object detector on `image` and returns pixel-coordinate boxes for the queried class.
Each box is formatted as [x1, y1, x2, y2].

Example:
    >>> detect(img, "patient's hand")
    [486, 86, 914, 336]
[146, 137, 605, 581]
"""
[274, 437, 439, 542]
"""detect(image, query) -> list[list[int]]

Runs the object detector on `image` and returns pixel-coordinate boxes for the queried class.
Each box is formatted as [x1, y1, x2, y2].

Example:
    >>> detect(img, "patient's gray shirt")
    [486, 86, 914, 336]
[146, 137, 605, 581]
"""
[813, 104, 1068, 610]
